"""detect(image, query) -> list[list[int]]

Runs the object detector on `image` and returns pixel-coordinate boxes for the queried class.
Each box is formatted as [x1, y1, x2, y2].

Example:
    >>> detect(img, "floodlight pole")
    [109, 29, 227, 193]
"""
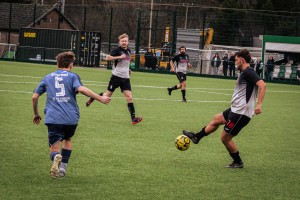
[148, 0, 153, 48]
[184, 3, 189, 29]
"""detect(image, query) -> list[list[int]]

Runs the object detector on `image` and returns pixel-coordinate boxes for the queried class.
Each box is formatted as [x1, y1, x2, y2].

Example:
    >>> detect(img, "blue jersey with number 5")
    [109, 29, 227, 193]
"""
[34, 70, 83, 125]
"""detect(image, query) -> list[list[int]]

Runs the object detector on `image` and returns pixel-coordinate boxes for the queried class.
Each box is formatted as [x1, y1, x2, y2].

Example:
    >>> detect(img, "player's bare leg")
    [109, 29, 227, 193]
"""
[183, 112, 226, 144]
[221, 131, 243, 168]
[180, 81, 187, 102]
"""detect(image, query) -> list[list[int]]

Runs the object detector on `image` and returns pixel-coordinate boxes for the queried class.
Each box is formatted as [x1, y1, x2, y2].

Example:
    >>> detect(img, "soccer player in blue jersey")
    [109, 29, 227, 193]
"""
[167, 46, 192, 102]
[32, 51, 111, 178]
[86, 33, 142, 125]
[183, 49, 266, 168]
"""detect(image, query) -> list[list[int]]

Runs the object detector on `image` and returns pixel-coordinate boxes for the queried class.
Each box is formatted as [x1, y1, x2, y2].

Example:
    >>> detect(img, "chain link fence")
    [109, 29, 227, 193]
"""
[0, 2, 299, 81]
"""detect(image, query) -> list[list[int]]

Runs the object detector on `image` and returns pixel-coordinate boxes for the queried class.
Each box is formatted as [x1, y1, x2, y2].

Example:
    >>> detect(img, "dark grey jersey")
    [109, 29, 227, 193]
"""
[111, 47, 131, 79]
[231, 67, 261, 118]
[172, 54, 189, 74]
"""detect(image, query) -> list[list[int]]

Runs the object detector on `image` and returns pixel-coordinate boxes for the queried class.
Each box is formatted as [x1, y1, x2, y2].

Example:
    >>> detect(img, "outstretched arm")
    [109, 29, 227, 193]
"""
[106, 54, 126, 61]
[77, 86, 111, 104]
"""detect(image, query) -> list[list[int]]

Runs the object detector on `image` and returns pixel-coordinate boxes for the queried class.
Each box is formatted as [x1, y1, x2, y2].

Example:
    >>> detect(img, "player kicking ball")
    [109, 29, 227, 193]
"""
[183, 49, 266, 168]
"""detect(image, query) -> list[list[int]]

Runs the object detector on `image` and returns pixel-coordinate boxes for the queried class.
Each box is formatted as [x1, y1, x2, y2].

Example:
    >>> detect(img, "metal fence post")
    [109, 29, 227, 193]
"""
[200, 12, 206, 74]
[33, 4, 36, 27]
[171, 11, 177, 56]
[83, 6, 86, 30]
[107, 7, 113, 69]
[296, 16, 299, 36]
[135, 11, 141, 69]
[8, 3, 12, 44]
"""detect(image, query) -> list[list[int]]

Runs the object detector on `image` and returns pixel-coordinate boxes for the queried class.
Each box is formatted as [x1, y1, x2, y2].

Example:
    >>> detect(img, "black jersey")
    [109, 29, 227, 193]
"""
[172, 53, 189, 74]
[231, 67, 261, 118]
[110, 47, 131, 78]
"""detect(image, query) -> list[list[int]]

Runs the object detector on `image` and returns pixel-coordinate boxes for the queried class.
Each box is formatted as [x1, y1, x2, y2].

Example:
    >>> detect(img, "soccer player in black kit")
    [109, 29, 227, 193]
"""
[86, 33, 142, 125]
[167, 46, 192, 102]
[183, 49, 266, 168]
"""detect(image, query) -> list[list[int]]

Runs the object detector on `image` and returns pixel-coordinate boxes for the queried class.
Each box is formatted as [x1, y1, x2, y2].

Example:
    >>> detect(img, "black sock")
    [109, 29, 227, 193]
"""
[194, 127, 208, 140]
[229, 151, 242, 164]
[50, 151, 59, 161]
[170, 85, 178, 90]
[99, 92, 103, 96]
[61, 148, 72, 164]
[181, 90, 186, 99]
[127, 102, 135, 120]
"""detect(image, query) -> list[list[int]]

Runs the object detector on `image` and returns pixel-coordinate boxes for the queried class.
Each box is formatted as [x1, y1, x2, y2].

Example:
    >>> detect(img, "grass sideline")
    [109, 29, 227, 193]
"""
[0, 61, 299, 200]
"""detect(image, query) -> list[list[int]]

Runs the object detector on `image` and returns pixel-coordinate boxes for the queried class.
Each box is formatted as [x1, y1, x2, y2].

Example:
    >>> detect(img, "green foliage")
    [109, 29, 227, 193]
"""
[0, 61, 300, 200]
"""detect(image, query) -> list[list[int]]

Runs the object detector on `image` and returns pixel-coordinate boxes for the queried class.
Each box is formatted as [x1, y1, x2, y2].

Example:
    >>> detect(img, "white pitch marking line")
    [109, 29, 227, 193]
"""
[0, 89, 229, 103]
[1, 74, 299, 93]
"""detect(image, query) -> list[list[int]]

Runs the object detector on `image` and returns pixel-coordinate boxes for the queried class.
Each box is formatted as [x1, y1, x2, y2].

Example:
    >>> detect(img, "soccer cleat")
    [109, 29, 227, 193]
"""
[86, 97, 94, 107]
[167, 88, 172, 96]
[58, 163, 67, 177]
[182, 130, 200, 144]
[182, 98, 187, 103]
[132, 117, 142, 125]
[225, 161, 244, 169]
[50, 154, 62, 179]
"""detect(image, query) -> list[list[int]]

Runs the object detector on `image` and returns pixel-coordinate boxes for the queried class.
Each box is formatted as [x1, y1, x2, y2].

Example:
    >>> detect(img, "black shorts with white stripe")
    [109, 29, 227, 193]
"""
[222, 108, 251, 136]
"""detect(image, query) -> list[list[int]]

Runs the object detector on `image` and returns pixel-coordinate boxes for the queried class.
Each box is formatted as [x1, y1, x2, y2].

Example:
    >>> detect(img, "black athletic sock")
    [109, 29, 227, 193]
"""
[99, 92, 103, 96]
[61, 148, 72, 164]
[181, 90, 186, 99]
[170, 85, 178, 90]
[127, 102, 135, 120]
[229, 151, 242, 164]
[50, 151, 60, 161]
[194, 127, 208, 140]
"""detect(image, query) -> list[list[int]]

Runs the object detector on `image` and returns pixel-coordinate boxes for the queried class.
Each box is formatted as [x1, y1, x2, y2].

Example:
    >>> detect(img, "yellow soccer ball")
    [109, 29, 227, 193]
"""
[175, 135, 190, 151]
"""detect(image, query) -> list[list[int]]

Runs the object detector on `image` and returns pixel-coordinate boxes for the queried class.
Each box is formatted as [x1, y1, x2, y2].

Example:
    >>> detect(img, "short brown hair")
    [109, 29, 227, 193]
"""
[56, 51, 75, 68]
[179, 46, 186, 50]
[118, 33, 129, 41]
[235, 49, 251, 63]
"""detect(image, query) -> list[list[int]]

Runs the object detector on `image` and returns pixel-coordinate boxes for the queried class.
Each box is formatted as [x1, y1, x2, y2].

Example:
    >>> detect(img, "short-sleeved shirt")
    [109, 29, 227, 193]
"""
[34, 70, 83, 125]
[111, 47, 131, 79]
[231, 67, 261, 118]
[172, 53, 189, 74]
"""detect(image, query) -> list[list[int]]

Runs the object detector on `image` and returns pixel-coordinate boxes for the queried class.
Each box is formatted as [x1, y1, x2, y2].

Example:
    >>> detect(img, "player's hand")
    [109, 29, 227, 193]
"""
[129, 69, 132, 74]
[33, 115, 42, 125]
[99, 96, 111, 104]
[120, 54, 126, 59]
[170, 68, 175, 72]
[188, 63, 192, 68]
[255, 104, 262, 115]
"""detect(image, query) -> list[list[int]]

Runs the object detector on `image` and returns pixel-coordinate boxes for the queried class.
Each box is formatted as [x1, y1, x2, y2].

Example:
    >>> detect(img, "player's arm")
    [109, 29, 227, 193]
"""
[187, 56, 192, 68]
[77, 86, 111, 104]
[255, 80, 266, 115]
[170, 56, 177, 72]
[32, 93, 42, 125]
[106, 53, 126, 61]
[170, 60, 175, 72]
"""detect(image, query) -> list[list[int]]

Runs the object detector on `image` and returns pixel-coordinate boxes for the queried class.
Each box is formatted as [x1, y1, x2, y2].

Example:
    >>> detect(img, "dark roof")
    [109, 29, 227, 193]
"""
[0, 2, 78, 31]
[27, 4, 78, 30]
